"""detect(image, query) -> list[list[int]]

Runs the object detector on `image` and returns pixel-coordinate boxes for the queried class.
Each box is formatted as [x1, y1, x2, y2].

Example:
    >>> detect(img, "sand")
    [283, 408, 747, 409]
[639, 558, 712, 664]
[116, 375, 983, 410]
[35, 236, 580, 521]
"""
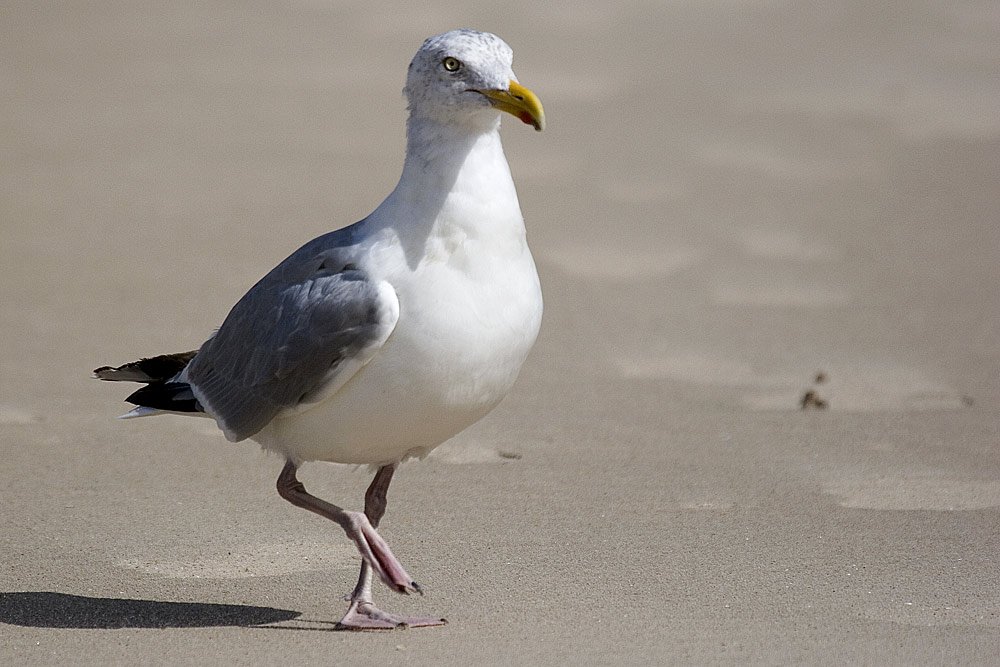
[2, 1, 998, 665]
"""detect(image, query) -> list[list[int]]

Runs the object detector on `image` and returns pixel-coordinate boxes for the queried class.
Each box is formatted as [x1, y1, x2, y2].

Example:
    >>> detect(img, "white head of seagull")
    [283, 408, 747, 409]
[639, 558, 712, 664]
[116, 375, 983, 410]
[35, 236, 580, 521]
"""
[404, 29, 544, 134]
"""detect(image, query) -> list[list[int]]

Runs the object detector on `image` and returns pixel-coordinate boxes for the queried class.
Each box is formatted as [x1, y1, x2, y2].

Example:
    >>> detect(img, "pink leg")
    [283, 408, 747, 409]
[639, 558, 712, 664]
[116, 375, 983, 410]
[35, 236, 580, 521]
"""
[276, 461, 446, 630]
[336, 465, 446, 629]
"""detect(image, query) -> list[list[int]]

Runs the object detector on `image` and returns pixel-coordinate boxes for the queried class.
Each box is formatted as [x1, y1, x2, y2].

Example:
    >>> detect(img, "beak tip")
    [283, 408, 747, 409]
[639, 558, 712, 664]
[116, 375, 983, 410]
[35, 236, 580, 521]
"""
[493, 80, 545, 133]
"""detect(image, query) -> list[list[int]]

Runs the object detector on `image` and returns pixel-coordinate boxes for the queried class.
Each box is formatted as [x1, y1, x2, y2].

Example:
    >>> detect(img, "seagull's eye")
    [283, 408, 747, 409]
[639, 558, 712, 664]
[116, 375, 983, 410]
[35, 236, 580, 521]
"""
[442, 57, 462, 72]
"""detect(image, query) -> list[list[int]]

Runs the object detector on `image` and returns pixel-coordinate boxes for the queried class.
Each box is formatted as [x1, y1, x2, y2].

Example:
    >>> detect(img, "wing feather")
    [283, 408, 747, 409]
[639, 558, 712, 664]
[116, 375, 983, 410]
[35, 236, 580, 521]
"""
[184, 243, 398, 442]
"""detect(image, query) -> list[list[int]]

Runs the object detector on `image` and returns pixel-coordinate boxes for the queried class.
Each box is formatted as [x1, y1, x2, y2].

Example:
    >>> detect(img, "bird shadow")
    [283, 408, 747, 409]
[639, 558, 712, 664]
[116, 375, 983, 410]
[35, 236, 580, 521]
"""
[0, 591, 301, 629]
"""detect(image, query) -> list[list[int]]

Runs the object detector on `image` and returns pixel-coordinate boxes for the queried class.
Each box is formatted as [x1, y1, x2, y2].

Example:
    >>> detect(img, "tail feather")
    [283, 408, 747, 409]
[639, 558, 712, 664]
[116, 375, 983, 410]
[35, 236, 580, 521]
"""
[95, 350, 204, 416]
[93, 351, 198, 383]
[126, 381, 202, 413]
[118, 406, 165, 419]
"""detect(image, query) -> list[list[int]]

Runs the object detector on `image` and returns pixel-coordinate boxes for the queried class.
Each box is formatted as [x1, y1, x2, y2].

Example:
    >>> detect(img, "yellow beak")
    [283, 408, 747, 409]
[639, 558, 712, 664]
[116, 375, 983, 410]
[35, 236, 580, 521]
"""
[479, 80, 545, 132]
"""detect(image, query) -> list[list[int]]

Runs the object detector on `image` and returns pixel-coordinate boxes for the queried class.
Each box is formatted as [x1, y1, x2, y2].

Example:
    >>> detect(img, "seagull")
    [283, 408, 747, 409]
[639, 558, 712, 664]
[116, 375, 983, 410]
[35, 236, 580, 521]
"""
[94, 29, 544, 630]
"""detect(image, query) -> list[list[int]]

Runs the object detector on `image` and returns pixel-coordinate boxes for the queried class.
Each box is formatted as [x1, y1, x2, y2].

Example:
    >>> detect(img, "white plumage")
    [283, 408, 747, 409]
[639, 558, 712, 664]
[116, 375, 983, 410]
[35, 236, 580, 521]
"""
[95, 29, 545, 630]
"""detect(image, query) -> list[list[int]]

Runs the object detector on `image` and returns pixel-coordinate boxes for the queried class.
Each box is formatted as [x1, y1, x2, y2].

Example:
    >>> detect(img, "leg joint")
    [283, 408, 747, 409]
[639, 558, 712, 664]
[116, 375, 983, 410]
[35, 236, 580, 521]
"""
[277, 461, 308, 506]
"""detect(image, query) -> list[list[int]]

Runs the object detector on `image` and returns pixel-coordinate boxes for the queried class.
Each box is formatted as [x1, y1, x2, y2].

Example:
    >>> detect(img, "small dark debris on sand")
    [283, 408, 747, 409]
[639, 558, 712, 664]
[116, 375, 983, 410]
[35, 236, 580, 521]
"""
[800, 389, 828, 410]
[800, 370, 829, 409]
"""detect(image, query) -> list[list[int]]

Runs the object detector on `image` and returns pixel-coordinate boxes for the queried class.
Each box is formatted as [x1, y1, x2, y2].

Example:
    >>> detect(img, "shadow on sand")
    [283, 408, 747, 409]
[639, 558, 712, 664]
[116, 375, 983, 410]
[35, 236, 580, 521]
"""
[0, 591, 301, 629]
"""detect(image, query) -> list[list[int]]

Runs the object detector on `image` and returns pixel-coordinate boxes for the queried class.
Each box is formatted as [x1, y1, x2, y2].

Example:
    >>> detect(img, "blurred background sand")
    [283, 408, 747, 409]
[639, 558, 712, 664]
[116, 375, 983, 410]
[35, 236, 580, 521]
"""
[2, 1, 998, 664]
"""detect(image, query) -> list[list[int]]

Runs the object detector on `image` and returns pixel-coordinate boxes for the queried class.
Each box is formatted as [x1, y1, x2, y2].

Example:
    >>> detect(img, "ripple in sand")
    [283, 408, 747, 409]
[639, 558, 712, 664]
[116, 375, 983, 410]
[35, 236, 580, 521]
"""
[738, 82, 1000, 141]
[861, 602, 1000, 628]
[787, 362, 966, 412]
[679, 500, 736, 511]
[825, 477, 1000, 511]
[712, 283, 851, 307]
[697, 141, 867, 181]
[598, 177, 686, 204]
[619, 353, 966, 413]
[544, 245, 701, 281]
[738, 228, 840, 262]
[0, 406, 40, 425]
[427, 440, 518, 464]
[118, 541, 356, 579]
[617, 351, 794, 387]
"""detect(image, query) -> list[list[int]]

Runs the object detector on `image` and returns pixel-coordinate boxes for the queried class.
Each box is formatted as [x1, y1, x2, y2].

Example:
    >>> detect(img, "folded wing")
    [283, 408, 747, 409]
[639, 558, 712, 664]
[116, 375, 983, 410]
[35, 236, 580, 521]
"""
[184, 258, 398, 442]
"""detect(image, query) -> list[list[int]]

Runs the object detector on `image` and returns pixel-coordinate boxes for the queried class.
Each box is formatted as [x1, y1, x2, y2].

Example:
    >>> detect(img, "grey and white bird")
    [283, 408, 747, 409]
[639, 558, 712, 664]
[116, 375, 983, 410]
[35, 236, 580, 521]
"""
[94, 29, 544, 630]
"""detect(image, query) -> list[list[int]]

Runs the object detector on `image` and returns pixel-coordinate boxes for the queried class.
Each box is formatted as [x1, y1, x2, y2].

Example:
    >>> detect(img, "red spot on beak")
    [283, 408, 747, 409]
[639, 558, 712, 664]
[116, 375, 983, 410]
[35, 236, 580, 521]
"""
[517, 111, 534, 126]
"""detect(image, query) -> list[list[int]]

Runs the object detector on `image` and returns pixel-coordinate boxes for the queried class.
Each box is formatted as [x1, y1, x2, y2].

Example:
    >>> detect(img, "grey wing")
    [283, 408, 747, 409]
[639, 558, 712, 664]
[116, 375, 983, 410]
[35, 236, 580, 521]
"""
[185, 264, 399, 442]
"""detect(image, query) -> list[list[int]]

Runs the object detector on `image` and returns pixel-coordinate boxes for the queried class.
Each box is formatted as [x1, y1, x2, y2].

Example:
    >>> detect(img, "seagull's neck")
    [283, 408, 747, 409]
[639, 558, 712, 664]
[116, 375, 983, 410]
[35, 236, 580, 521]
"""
[371, 114, 523, 243]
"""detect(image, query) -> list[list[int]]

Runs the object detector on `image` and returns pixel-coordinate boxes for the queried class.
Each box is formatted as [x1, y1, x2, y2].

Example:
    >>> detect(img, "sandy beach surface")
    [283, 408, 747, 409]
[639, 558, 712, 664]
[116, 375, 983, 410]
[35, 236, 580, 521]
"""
[2, 1, 998, 664]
